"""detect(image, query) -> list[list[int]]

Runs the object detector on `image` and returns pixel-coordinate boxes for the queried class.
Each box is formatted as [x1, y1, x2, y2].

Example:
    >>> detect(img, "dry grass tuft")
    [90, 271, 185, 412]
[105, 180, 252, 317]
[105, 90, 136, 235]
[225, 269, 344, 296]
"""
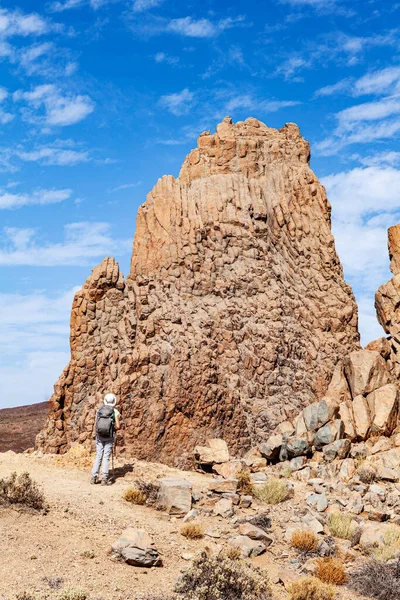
[327, 512, 357, 540]
[253, 479, 290, 504]
[357, 464, 377, 484]
[314, 557, 346, 585]
[0, 472, 45, 511]
[174, 552, 272, 599]
[224, 546, 242, 560]
[57, 590, 88, 600]
[123, 486, 147, 505]
[349, 559, 400, 600]
[237, 471, 255, 495]
[291, 530, 319, 553]
[181, 524, 204, 539]
[372, 525, 400, 562]
[287, 576, 336, 600]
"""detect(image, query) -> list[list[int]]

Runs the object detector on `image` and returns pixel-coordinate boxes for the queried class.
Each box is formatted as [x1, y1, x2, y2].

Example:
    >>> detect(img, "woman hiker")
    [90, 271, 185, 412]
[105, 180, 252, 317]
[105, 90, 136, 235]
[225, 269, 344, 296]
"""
[91, 393, 121, 485]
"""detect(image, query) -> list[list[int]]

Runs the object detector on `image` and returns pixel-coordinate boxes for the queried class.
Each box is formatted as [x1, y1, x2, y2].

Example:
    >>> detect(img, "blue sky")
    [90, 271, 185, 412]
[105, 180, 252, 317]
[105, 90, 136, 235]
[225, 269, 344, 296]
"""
[1, 0, 400, 408]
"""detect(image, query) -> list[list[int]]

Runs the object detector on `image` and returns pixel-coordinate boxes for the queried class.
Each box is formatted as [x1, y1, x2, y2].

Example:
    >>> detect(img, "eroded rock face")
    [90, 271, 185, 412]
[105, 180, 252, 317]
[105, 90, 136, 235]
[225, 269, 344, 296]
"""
[36, 117, 360, 464]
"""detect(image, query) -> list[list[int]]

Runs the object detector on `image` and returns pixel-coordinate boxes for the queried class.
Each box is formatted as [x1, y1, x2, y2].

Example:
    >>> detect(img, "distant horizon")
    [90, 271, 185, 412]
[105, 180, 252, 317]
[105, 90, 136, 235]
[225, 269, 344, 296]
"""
[1, 0, 399, 409]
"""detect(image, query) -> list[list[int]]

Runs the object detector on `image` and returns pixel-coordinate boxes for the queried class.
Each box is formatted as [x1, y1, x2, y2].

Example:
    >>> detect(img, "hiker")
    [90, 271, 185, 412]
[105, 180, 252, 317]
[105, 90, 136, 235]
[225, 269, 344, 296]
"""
[91, 393, 121, 485]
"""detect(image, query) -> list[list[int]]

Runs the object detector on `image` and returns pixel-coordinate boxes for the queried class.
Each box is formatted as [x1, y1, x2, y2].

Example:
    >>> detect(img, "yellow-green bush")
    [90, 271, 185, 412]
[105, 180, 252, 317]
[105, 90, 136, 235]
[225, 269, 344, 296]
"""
[288, 577, 336, 600]
[253, 479, 290, 504]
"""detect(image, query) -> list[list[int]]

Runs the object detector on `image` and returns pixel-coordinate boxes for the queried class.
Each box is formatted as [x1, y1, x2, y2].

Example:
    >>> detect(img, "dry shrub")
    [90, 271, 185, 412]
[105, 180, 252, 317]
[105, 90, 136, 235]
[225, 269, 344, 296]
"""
[248, 513, 271, 531]
[174, 552, 272, 600]
[237, 471, 254, 495]
[123, 486, 146, 505]
[0, 472, 45, 510]
[349, 559, 400, 600]
[253, 479, 290, 504]
[327, 512, 357, 540]
[181, 524, 204, 539]
[133, 479, 160, 505]
[314, 557, 346, 585]
[288, 577, 336, 600]
[224, 546, 242, 560]
[291, 530, 319, 553]
[358, 465, 377, 484]
[16, 594, 35, 600]
[135, 596, 177, 600]
[57, 591, 87, 600]
[372, 525, 400, 562]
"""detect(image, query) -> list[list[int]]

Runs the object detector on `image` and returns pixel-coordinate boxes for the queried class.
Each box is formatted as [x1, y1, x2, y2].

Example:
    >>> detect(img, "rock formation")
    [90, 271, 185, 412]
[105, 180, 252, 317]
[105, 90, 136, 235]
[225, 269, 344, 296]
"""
[374, 223, 400, 380]
[36, 117, 360, 465]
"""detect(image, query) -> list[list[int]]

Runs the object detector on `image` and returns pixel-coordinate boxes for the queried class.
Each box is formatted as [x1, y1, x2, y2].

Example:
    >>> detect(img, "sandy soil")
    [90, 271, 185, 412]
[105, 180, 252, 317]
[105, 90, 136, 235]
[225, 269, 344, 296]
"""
[0, 451, 367, 600]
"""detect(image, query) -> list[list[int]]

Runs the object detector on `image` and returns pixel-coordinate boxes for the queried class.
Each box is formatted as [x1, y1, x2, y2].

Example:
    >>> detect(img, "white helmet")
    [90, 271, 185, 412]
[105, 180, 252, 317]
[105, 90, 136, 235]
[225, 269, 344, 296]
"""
[104, 393, 117, 407]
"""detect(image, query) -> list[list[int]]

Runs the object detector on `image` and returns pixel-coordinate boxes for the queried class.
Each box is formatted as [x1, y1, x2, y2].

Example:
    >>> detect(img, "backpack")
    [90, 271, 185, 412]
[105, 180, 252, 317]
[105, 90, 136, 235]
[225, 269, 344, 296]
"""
[96, 405, 115, 440]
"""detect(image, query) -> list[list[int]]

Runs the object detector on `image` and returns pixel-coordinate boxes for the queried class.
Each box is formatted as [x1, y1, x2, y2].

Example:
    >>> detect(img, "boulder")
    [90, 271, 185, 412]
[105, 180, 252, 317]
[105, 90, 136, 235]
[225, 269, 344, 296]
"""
[213, 497, 234, 518]
[303, 398, 338, 432]
[259, 434, 283, 460]
[352, 395, 372, 440]
[338, 458, 356, 481]
[238, 523, 273, 544]
[239, 495, 252, 508]
[326, 362, 352, 403]
[112, 528, 162, 567]
[157, 478, 192, 515]
[322, 439, 351, 462]
[371, 437, 393, 455]
[283, 436, 312, 459]
[194, 439, 229, 465]
[213, 460, 247, 479]
[227, 535, 266, 558]
[367, 384, 399, 435]
[338, 401, 356, 441]
[366, 337, 392, 360]
[344, 350, 390, 398]
[208, 479, 238, 494]
[314, 420, 344, 449]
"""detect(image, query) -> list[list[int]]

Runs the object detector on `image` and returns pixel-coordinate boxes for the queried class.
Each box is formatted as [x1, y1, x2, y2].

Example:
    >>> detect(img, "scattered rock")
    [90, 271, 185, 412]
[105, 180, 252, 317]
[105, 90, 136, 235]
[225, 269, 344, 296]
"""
[195, 439, 229, 466]
[227, 535, 266, 558]
[157, 478, 192, 515]
[112, 529, 162, 567]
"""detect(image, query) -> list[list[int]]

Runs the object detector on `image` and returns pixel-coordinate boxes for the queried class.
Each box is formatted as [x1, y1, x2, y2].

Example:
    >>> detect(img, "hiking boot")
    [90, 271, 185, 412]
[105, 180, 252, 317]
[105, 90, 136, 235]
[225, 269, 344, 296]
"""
[90, 475, 98, 485]
[101, 476, 109, 486]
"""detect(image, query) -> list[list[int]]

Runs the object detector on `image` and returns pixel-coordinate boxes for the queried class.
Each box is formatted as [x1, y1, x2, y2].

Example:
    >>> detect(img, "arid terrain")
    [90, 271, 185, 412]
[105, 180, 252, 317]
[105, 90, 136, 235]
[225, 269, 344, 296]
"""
[0, 446, 377, 600]
[0, 402, 48, 453]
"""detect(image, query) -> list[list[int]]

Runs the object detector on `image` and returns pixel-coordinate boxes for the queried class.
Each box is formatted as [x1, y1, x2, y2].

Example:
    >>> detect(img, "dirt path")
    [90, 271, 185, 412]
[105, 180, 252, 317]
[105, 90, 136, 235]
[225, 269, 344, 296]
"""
[0, 451, 366, 600]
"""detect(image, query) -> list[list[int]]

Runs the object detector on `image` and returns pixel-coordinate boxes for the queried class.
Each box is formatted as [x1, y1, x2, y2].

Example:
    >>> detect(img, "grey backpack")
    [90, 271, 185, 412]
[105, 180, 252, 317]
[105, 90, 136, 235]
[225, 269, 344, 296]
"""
[96, 405, 115, 439]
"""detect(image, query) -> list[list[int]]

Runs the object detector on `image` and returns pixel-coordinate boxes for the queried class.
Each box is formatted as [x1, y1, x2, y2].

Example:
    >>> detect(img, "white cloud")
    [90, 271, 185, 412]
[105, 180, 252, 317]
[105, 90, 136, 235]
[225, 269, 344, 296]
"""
[323, 166, 400, 344]
[0, 222, 130, 266]
[224, 93, 299, 113]
[14, 84, 95, 127]
[50, 0, 115, 11]
[357, 151, 400, 167]
[0, 9, 50, 37]
[16, 144, 90, 166]
[314, 78, 352, 97]
[108, 182, 142, 192]
[166, 15, 245, 38]
[274, 56, 310, 82]
[133, 0, 164, 12]
[154, 51, 179, 66]
[0, 288, 78, 408]
[354, 66, 400, 96]
[0, 188, 72, 209]
[338, 96, 400, 126]
[159, 88, 194, 115]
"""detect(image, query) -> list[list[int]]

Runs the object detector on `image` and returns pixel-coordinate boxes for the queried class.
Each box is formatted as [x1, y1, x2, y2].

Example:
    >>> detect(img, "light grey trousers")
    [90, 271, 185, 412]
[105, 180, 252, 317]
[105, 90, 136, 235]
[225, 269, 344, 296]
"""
[91, 437, 114, 478]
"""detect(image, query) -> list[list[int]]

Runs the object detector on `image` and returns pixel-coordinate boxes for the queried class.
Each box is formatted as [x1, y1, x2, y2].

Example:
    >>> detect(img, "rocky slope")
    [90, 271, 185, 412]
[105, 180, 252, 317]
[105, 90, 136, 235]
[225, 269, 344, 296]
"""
[36, 117, 360, 464]
[0, 401, 48, 453]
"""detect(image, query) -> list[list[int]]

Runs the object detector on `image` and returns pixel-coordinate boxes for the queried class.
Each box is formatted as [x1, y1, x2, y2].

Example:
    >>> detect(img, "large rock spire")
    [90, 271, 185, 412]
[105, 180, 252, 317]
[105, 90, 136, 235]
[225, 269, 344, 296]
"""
[36, 117, 360, 465]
